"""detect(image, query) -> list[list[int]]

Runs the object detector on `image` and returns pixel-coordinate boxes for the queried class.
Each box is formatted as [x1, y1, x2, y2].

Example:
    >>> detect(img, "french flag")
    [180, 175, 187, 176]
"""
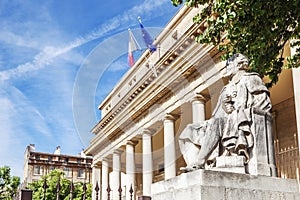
[128, 28, 141, 67]
[138, 16, 156, 52]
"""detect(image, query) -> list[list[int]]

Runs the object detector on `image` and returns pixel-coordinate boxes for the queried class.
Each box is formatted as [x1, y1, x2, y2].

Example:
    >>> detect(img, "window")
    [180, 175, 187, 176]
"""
[48, 156, 52, 161]
[77, 158, 82, 163]
[35, 154, 40, 160]
[64, 157, 69, 163]
[33, 165, 41, 175]
[63, 167, 72, 177]
[49, 166, 55, 172]
[77, 169, 85, 178]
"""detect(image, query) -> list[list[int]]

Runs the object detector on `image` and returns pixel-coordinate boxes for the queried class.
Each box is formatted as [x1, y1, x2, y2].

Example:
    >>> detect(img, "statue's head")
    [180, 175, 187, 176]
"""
[224, 53, 249, 77]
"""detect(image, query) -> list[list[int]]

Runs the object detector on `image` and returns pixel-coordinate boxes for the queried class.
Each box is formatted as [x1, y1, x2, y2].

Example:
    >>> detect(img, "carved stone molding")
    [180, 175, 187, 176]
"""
[126, 140, 139, 147]
[113, 149, 124, 155]
[164, 113, 180, 121]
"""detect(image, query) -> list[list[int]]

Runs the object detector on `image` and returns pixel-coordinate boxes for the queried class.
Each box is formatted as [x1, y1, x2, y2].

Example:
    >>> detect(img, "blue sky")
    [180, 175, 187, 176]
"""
[0, 0, 181, 179]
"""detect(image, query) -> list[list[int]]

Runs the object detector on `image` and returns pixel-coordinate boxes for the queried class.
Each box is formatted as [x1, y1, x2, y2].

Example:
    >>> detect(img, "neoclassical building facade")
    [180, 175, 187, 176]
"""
[23, 144, 92, 187]
[85, 5, 300, 200]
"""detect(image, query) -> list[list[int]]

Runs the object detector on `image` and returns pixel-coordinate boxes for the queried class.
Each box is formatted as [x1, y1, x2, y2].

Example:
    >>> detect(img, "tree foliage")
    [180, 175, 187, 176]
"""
[27, 169, 91, 200]
[172, 0, 300, 87]
[0, 166, 20, 200]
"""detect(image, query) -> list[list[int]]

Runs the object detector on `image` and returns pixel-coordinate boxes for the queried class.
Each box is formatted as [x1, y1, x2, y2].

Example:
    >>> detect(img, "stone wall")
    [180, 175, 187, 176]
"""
[273, 97, 298, 149]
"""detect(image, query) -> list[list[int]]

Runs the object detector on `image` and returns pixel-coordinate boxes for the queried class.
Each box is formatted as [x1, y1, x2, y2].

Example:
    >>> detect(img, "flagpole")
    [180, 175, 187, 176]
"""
[144, 51, 157, 78]
[128, 28, 142, 51]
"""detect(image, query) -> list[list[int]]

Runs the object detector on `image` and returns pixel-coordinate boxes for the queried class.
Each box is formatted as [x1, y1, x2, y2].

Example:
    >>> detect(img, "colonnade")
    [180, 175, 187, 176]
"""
[92, 95, 207, 200]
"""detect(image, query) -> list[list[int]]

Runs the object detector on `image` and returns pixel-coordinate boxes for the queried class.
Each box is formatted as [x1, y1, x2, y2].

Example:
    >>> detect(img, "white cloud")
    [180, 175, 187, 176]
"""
[0, 84, 53, 178]
[0, 0, 173, 82]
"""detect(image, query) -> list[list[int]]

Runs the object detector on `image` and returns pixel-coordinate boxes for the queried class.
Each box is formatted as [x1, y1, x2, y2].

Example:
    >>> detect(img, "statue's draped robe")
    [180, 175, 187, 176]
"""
[179, 72, 272, 166]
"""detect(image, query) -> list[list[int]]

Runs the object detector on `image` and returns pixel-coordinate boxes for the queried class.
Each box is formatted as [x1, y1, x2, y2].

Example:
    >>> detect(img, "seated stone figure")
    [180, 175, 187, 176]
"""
[179, 53, 273, 172]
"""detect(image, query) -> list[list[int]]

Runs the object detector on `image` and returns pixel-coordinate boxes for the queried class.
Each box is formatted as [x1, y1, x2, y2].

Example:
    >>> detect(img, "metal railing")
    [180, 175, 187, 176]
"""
[274, 135, 300, 179]
[94, 181, 134, 200]
[100, 182, 134, 200]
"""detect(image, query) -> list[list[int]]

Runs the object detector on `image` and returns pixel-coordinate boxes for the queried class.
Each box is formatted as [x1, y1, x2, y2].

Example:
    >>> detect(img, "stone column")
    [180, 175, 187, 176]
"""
[191, 94, 207, 123]
[142, 129, 154, 197]
[126, 140, 138, 200]
[101, 158, 109, 200]
[92, 163, 101, 200]
[163, 114, 176, 180]
[112, 149, 123, 200]
[291, 41, 300, 154]
[292, 69, 300, 152]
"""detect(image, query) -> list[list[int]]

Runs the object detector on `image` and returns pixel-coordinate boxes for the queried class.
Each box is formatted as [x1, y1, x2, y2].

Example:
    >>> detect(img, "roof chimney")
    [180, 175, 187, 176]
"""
[29, 144, 35, 152]
[80, 149, 86, 158]
[54, 146, 61, 155]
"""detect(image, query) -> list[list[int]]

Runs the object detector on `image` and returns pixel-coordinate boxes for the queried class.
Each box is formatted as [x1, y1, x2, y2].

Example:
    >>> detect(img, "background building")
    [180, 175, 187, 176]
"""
[85, 5, 300, 200]
[23, 144, 92, 187]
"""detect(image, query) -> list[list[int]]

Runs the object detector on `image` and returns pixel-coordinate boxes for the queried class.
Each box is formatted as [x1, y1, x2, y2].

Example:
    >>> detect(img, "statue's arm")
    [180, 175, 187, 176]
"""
[244, 74, 272, 112]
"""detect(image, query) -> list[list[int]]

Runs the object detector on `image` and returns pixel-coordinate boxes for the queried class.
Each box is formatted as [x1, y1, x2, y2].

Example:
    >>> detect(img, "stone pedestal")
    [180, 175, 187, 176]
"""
[151, 169, 300, 200]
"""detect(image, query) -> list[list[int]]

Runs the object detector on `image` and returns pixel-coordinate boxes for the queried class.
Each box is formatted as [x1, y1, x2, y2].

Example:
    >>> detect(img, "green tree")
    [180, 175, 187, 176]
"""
[66, 182, 92, 200]
[0, 166, 20, 200]
[172, 0, 300, 87]
[28, 169, 91, 200]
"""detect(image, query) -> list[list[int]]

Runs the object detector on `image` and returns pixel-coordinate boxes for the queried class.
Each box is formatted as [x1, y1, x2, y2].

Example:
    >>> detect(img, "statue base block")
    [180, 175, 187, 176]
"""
[151, 169, 300, 200]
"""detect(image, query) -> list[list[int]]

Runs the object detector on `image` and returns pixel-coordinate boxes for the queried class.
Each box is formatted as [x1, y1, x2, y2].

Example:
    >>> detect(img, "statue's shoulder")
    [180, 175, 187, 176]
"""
[242, 72, 263, 82]
[244, 72, 260, 77]
[242, 72, 268, 92]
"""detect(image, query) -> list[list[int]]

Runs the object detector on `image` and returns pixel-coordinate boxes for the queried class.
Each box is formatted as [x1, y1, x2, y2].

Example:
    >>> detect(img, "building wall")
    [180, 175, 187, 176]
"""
[23, 145, 93, 187]
[273, 97, 298, 149]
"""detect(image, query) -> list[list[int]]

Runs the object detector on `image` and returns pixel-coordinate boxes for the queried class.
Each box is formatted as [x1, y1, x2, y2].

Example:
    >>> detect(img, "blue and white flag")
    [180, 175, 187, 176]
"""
[138, 16, 156, 52]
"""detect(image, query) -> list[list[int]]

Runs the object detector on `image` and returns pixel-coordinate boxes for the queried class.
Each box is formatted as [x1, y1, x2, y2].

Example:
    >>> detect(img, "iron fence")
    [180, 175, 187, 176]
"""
[20, 179, 87, 200]
[101, 182, 134, 200]
[274, 134, 300, 179]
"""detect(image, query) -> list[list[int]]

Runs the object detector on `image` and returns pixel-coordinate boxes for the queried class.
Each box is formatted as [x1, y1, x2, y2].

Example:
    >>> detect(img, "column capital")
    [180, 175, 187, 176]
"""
[126, 140, 139, 147]
[192, 93, 208, 103]
[141, 128, 156, 136]
[91, 162, 101, 168]
[101, 157, 111, 163]
[164, 113, 179, 121]
[113, 149, 124, 155]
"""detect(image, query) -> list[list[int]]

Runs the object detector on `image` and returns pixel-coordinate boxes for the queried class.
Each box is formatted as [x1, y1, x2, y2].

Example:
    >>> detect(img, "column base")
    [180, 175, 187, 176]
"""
[138, 196, 152, 200]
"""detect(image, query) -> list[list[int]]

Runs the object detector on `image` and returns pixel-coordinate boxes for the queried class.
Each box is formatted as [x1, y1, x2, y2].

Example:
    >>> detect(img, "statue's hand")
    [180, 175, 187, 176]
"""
[223, 102, 235, 114]
[223, 94, 232, 103]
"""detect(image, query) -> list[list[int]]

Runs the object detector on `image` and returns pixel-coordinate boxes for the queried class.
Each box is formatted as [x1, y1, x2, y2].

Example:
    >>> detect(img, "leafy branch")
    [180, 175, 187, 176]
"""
[172, 0, 300, 87]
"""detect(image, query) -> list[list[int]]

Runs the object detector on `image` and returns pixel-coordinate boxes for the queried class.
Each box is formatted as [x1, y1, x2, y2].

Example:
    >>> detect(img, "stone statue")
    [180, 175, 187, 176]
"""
[179, 53, 274, 174]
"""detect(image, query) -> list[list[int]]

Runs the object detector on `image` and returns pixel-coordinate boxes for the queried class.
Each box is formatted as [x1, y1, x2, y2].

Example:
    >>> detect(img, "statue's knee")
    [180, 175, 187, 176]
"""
[187, 124, 193, 129]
